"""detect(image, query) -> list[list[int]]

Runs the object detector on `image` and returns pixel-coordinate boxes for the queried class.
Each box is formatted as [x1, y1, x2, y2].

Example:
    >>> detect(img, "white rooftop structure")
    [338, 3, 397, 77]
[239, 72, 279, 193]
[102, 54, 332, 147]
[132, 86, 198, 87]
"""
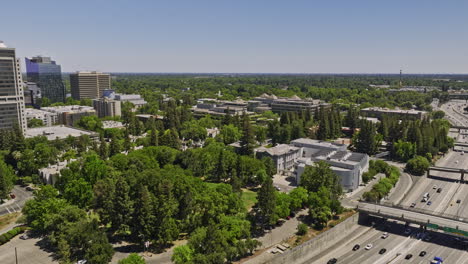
[0, 41, 6, 48]
[102, 120, 125, 129]
[41, 105, 95, 114]
[25, 125, 97, 140]
[25, 108, 58, 127]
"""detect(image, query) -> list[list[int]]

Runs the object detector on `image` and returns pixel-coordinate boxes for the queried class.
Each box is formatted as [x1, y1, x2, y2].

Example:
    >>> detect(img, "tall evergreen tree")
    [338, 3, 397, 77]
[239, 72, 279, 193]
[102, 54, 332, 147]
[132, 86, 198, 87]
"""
[256, 176, 276, 227]
[240, 113, 255, 155]
[111, 176, 133, 233]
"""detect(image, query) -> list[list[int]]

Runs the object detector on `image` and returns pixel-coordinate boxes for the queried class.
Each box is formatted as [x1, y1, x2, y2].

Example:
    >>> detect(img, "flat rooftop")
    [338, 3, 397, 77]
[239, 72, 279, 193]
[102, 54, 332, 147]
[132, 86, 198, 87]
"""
[25, 125, 97, 140]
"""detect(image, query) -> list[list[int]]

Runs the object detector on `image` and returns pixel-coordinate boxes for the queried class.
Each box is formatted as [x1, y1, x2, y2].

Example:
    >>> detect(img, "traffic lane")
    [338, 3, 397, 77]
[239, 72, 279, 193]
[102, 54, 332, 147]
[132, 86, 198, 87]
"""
[315, 220, 414, 264]
[311, 225, 372, 264]
[444, 183, 468, 219]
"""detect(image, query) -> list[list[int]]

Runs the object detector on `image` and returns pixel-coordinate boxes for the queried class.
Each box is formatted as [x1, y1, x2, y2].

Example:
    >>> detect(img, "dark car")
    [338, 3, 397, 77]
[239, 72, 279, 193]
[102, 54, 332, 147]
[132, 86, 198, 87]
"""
[437, 188, 442, 193]
[327, 258, 337, 264]
[379, 248, 387, 254]
[457, 199, 462, 204]
[405, 254, 413, 260]
[352, 244, 360, 251]
[419, 251, 427, 257]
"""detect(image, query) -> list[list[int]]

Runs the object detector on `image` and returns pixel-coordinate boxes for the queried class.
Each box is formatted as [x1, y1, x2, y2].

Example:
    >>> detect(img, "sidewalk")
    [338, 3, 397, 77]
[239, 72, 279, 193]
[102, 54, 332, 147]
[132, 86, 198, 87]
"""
[340, 173, 385, 208]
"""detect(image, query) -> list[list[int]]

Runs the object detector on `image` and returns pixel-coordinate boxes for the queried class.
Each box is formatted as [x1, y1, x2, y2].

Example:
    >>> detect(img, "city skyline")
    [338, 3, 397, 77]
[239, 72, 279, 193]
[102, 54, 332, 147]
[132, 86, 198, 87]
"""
[3, 1, 468, 74]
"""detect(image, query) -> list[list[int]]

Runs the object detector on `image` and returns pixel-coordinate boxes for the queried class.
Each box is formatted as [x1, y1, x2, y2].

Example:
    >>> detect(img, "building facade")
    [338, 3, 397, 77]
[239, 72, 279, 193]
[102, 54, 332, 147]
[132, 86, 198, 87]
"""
[360, 107, 428, 120]
[0, 41, 26, 132]
[256, 144, 302, 173]
[290, 138, 369, 192]
[25, 56, 65, 103]
[25, 108, 58, 127]
[41, 105, 96, 126]
[92, 98, 121, 118]
[70, 71, 110, 100]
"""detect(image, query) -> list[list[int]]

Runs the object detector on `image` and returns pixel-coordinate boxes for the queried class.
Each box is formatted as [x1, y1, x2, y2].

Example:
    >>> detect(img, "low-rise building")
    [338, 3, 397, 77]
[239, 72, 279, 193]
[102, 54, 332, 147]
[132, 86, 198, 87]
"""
[25, 108, 58, 127]
[271, 96, 326, 113]
[102, 120, 125, 129]
[114, 93, 147, 109]
[39, 159, 75, 185]
[41, 105, 96, 126]
[360, 107, 428, 120]
[266, 138, 369, 192]
[93, 97, 121, 118]
[255, 144, 302, 173]
[25, 125, 98, 140]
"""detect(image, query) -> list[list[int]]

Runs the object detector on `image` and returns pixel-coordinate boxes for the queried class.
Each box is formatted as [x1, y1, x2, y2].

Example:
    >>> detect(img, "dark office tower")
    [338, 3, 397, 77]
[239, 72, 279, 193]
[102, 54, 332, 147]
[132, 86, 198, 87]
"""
[0, 41, 26, 132]
[70, 71, 111, 100]
[25, 56, 65, 103]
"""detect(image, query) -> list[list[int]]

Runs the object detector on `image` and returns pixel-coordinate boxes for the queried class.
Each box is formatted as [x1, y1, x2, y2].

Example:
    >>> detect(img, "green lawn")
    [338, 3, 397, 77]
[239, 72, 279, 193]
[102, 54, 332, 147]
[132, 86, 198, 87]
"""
[241, 189, 258, 210]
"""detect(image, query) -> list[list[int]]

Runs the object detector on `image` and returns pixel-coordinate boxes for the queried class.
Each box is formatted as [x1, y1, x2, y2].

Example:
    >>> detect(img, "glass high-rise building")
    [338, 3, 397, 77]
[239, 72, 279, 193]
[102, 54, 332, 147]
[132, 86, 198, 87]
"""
[25, 56, 65, 103]
[0, 41, 26, 132]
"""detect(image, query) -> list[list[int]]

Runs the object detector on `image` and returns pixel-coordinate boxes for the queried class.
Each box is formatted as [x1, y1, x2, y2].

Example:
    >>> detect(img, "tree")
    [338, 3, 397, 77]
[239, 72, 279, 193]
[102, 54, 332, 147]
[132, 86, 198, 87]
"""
[0, 159, 15, 199]
[63, 178, 93, 208]
[406, 156, 430, 175]
[254, 126, 267, 144]
[218, 124, 242, 145]
[77, 115, 103, 132]
[27, 118, 44, 128]
[297, 223, 308, 235]
[109, 135, 123, 156]
[256, 177, 276, 227]
[111, 176, 133, 233]
[300, 161, 342, 198]
[392, 140, 416, 162]
[172, 245, 194, 264]
[240, 113, 255, 155]
[131, 185, 154, 242]
[118, 253, 146, 264]
[354, 120, 379, 155]
[432, 110, 445, 119]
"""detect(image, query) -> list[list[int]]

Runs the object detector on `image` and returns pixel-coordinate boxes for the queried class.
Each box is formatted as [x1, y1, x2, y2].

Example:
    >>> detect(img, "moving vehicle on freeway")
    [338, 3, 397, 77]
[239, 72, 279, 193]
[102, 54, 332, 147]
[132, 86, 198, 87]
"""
[405, 254, 413, 260]
[419, 251, 427, 257]
[379, 248, 386, 254]
[430, 256, 443, 264]
[327, 258, 337, 264]
[364, 244, 373, 250]
[381, 232, 389, 239]
[352, 244, 360, 251]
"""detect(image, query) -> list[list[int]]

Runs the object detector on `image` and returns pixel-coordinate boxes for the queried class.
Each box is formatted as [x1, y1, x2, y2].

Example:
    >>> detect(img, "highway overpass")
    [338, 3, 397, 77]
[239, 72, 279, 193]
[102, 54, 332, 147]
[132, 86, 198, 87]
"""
[357, 202, 468, 238]
[427, 166, 466, 182]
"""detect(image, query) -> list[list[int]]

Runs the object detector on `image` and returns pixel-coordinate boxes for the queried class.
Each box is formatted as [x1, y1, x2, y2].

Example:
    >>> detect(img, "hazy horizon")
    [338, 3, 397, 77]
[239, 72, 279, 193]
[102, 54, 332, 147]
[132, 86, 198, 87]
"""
[4, 0, 468, 74]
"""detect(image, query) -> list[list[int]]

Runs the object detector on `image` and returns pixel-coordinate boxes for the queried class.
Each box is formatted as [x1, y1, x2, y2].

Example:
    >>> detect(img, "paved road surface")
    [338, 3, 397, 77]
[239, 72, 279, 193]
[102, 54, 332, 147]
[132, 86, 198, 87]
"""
[0, 185, 33, 216]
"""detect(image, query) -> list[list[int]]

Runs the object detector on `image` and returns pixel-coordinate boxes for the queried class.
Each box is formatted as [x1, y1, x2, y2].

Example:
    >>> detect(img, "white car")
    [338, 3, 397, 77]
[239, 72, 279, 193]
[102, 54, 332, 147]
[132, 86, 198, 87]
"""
[381, 232, 389, 239]
[433, 185, 437, 189]
[365, 243, 373, 250]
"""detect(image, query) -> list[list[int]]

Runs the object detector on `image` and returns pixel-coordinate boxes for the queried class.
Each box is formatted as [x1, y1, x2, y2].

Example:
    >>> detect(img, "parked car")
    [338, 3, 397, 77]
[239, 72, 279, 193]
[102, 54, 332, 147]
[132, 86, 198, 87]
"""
[379, 248, 387, 254]
[405, 254, 413, 260]
[419, 251, 427, 257]
[9, 193, 15, 199]
[352, 244, 360, 251]
[365, 244, 373, 250]
[19, 234, 29, 240]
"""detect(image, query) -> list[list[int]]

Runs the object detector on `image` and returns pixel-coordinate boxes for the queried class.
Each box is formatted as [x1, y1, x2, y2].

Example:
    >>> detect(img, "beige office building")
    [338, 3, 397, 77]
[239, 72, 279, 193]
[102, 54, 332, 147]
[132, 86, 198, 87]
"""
[70, 71, 111, 100]
[0, 41, 26, 132]
[93, 98, 121, 118]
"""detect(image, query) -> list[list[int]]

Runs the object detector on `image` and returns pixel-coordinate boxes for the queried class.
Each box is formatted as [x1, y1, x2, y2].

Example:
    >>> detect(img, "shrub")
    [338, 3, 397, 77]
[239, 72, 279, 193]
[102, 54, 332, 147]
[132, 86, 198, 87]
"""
[406, 156, 430, 176]
[297, 223, 308, 236]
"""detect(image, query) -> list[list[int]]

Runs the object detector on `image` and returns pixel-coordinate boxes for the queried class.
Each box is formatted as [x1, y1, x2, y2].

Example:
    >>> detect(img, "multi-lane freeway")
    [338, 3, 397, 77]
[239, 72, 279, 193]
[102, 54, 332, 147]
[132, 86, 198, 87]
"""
[309, 101, 468, 263]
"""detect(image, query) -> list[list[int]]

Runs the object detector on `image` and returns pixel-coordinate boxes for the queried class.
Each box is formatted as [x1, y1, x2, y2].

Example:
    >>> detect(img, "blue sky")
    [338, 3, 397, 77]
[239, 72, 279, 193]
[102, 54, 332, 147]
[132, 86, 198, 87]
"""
[3, 0, 468, 73]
